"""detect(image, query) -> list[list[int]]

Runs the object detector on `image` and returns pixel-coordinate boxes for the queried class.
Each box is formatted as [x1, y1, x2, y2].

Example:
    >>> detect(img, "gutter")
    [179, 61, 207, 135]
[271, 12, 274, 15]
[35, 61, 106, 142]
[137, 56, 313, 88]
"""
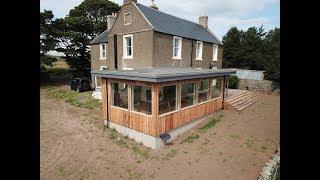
[91, 70, 237, 83]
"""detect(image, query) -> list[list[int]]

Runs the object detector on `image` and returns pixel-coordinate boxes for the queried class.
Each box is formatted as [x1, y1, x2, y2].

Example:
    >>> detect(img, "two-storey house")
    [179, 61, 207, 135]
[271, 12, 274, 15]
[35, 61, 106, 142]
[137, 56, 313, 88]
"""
[90, 0, 236, 149]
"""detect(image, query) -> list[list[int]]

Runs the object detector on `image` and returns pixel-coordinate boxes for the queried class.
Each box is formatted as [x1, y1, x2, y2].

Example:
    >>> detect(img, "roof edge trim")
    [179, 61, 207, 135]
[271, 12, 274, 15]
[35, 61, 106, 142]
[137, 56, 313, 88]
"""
[132, 2, 155, 30]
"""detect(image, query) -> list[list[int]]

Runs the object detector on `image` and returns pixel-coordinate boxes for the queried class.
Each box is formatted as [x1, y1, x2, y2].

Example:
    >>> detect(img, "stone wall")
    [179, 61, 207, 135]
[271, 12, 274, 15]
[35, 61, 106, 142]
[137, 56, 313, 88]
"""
[258, 146, 280, 180]
[238, 78, 279, 92]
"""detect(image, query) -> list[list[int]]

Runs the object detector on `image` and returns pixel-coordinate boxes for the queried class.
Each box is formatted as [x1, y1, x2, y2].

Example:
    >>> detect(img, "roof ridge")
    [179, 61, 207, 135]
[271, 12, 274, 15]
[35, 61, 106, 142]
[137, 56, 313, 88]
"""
[136, 3, 204, 29]
[136, 2, 221, 44]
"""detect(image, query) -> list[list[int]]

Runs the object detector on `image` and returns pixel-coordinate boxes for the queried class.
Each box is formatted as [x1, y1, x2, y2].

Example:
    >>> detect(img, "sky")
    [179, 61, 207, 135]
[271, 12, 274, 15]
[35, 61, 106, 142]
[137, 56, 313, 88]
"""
[40, 0, 279, 41]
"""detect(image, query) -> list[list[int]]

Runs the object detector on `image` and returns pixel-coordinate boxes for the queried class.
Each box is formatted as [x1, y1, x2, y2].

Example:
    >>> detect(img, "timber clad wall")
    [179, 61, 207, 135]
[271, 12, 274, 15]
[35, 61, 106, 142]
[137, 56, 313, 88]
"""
[107, 79, 157, 136]
[157, 98, 222, 135]
[104, 76, 225, 137]
[109, 107, 156, 135]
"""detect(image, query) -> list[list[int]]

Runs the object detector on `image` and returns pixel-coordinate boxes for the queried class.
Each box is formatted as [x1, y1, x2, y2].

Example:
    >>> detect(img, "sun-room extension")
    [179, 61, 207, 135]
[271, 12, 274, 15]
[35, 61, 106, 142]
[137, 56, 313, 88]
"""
[91, 67, 236, 149]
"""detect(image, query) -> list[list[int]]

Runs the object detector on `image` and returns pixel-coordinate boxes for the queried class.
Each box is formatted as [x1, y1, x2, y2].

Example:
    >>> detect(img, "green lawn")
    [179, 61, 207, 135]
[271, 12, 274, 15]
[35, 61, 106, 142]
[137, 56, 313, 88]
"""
[48, 88, 101, 109]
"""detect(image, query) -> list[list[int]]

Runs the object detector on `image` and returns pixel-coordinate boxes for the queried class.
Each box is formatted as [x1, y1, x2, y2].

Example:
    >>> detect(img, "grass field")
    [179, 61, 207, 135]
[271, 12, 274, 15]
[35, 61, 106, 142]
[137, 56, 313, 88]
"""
[47, 87, 101, 109]
[52, 58, 69, 69]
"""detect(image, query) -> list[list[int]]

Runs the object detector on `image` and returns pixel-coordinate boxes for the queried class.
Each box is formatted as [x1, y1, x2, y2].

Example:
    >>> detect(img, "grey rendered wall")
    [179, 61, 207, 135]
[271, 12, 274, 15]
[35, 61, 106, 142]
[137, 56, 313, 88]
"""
[90, 44, 108, 88]
[152, 32, 223, 69]
[107, 2, 153, 70]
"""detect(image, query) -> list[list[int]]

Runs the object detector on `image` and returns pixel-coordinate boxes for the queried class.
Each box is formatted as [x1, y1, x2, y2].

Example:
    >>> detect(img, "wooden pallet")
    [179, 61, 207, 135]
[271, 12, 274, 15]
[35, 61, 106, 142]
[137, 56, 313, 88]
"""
[225, 90, 260, 111]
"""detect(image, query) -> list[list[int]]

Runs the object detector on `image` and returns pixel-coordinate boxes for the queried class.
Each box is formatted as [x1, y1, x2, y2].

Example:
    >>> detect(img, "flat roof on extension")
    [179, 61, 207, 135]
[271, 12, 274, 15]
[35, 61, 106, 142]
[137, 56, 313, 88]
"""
[91, 67, 236, 83]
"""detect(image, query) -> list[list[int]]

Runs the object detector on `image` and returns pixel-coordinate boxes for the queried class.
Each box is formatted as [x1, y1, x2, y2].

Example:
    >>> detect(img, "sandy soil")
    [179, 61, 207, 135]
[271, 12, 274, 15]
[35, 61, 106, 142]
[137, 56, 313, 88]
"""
[40, 86, 280, 180]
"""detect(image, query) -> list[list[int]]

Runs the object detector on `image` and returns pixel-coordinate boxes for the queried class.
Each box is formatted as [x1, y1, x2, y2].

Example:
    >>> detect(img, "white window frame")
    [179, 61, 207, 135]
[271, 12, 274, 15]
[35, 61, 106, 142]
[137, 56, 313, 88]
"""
[100, 43, 107, 60]
[212, 44, 218, 61]
[123, 34, 133, 59]
[158, 85, 179, 116]
[124, 12, 131, 25]
[195, 41, 203, 60]
[123, 67, 133, 70]
[172, 36, 182, 59]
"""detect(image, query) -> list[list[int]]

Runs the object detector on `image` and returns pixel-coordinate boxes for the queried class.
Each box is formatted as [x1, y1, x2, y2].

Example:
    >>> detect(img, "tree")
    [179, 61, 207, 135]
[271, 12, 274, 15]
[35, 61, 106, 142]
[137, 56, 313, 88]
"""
[69, 0, 120, 36]
[40, 10, 59, 71]
[263, 28, 280, 82]
[56, 0, 120, 75]
[222, 26, 280, 82]
[241, 26, 266, 70]
[222, 27, 243, 68]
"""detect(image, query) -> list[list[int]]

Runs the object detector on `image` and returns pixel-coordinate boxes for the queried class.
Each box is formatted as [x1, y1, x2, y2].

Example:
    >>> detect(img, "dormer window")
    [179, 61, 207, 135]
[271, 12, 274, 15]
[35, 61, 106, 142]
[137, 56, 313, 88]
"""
[196, 41, 203, 60]
[213, 44, 218, 61]
[124, 12, 131, 25]
[173, 36, 182, 59]
[100, 43, 107, 59]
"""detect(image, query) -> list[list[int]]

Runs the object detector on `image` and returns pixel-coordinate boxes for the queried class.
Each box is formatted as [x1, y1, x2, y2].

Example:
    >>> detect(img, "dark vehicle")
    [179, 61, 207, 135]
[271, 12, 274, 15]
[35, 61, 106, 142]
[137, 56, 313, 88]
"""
[69, 77, 92, 92]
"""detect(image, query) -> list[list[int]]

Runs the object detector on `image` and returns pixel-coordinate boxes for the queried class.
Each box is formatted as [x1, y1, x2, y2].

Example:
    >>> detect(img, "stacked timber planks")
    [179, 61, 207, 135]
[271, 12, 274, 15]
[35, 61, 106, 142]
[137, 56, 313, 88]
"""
[225, 90, 260, 111]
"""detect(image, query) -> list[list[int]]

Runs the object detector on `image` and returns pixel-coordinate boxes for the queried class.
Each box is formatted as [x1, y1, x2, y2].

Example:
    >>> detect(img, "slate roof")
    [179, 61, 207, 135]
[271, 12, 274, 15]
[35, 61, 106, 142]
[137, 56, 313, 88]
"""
[91, 67, 236, 82]
[89, 30, 108, 45]
[135, 3, 222, 45]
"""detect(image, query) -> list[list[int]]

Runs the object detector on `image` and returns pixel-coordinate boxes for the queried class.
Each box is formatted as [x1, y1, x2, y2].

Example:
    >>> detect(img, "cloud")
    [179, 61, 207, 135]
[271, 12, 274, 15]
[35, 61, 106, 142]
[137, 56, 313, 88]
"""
[208, 17, 271, 38]
[40, 0, 279, 39]
[155, 0, 279, 16]
[40, 0, 83, 18]
[152, 0, 278, 39]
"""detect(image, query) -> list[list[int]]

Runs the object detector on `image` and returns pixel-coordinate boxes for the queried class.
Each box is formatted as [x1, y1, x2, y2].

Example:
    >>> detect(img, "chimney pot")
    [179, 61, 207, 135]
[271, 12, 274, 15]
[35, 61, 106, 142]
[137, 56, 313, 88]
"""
[199, 16, 208, 29]
[149, 0, 158, 10]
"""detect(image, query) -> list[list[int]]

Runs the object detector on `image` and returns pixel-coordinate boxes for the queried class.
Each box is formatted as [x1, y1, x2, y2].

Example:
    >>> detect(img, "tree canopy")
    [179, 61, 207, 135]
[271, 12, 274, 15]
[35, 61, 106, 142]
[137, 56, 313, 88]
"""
[222, 26, 280, 82]
[40, 10, 59, 70]
[40, 0, 120, 75]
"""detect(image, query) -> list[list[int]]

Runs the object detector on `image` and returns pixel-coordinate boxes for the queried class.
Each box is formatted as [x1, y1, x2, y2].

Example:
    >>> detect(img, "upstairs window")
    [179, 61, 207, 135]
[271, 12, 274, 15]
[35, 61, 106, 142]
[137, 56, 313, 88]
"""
[100, 43, 107, 59]
[213, 44, 218, 61]
[123, 34, 133, 59]
[124, 12, 131, 25]
[196, 41, 203, 60]
[173, 36, 182, 59]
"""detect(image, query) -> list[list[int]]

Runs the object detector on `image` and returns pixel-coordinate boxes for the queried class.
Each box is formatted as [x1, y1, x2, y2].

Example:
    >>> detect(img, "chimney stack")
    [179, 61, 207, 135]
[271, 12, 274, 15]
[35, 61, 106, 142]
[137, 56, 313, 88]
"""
[123, 0, 137, 4]
[199, 16, 208, 29]
[149, 0, 158, 10]
[107, 13, 117, 31]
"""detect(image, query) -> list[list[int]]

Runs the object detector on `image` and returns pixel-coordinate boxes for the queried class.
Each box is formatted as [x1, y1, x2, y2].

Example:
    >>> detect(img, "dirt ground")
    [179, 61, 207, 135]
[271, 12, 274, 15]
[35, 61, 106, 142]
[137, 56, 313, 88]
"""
[40, 86, 280, 180]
